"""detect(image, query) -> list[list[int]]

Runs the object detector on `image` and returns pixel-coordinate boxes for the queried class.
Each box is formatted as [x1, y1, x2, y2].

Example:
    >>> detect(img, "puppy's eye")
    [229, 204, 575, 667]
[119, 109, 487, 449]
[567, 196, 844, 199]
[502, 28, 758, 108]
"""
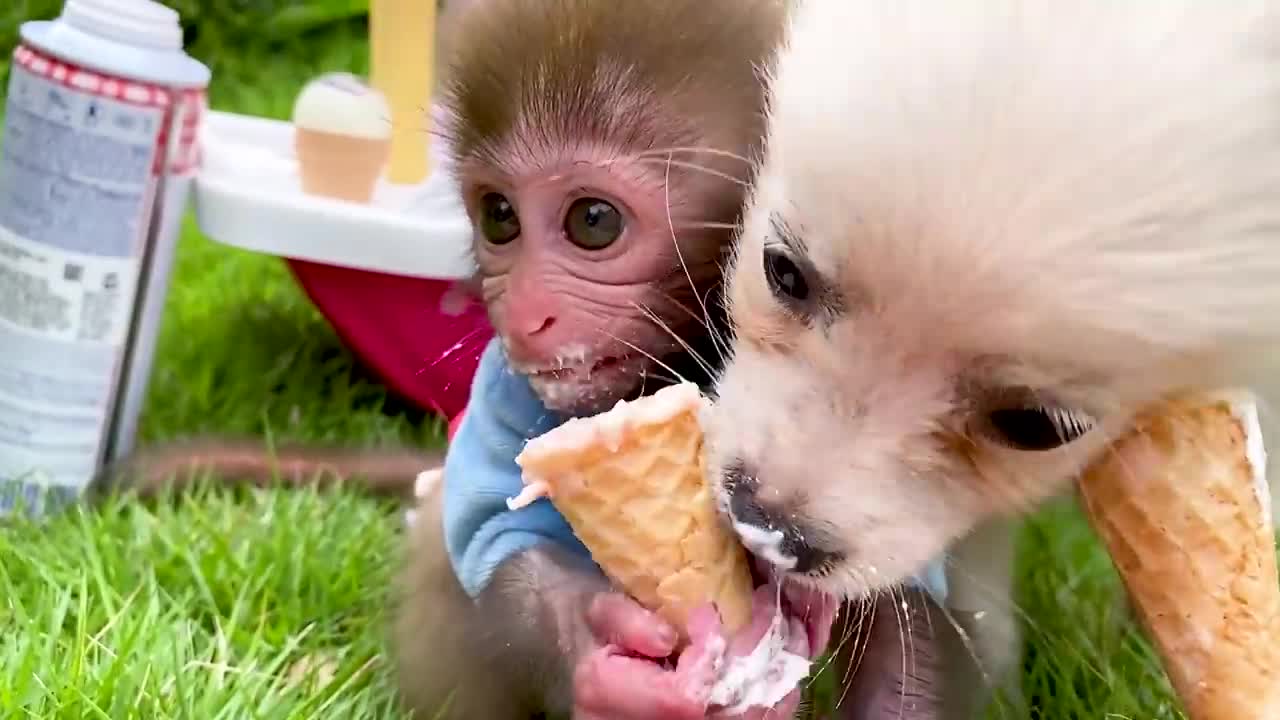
[479, 192, 520, 245]
[985, 405, 1094, 451]
[763, 247, 810, 302]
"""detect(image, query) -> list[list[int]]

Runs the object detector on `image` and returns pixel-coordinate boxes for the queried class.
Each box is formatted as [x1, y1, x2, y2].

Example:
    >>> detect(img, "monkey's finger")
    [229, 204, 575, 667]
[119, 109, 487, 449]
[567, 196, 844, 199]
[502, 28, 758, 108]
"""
[585, 593, 679, 658]
[573, 648, 707, 720]
[674, 605, 727, 698]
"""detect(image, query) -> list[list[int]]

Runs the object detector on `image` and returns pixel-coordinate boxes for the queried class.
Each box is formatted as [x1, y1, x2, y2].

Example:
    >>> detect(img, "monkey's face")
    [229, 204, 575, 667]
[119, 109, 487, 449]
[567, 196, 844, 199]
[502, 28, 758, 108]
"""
[461, 152, 729, 416]
[706, 0, 1280, 601]
[436, 0, 785, 417]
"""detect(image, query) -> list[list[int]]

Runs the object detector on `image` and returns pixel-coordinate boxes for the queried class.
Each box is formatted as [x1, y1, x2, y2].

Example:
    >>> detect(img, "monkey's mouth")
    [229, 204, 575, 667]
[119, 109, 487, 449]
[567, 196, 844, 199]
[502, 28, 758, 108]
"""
[524, 353, 639, 381]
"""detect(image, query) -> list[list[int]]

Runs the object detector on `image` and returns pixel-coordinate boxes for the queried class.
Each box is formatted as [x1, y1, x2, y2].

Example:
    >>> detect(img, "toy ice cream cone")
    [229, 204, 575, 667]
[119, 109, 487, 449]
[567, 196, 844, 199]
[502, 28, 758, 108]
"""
[292, 72, 391, 203]
[512, 382, 754, 637]
[1077, 390, 1280, 720]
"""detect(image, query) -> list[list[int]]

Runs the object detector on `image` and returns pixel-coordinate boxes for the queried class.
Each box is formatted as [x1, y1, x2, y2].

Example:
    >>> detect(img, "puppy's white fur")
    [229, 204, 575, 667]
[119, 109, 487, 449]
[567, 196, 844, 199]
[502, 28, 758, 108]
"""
[710, 0, 1280, 714]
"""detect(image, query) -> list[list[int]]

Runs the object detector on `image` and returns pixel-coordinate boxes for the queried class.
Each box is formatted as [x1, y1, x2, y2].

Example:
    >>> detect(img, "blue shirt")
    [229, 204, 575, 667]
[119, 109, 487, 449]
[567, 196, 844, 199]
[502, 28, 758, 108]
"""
[442, 338, 950, 603]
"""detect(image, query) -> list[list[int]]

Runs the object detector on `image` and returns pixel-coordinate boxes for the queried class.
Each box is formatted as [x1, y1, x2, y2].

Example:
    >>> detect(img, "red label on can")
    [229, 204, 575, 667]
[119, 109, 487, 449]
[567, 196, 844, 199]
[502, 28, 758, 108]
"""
[11, 44, 206, 175]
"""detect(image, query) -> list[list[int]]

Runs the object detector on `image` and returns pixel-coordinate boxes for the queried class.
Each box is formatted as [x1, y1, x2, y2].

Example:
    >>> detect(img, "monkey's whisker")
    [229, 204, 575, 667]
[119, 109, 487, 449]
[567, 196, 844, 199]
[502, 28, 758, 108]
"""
[697, 284, 731, 365]
[596, 330, 691, 389]
[648, 288, 731, 367]
[637, 157, 751, 188]
[661, 151, 725, 368]
[630, 302, 718, 382]
[675, 221, 740, 231]
[635, 145, 754, 165]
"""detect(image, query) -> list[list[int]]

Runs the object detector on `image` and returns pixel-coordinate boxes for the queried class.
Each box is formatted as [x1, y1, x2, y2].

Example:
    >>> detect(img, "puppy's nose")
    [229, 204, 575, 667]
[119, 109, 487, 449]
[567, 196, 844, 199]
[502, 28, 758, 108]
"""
[723, 464, 840, 575]
[726, 469, 768, 528]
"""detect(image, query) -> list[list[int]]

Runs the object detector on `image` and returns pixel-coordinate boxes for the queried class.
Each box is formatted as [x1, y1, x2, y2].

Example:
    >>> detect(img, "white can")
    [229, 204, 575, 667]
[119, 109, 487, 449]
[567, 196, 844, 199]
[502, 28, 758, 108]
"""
[0, 0, 210, 515]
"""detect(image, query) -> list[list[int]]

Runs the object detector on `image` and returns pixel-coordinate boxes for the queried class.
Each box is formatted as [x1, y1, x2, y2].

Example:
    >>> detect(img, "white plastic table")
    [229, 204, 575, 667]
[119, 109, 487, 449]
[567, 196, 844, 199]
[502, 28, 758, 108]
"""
[192, 109, 475, 280]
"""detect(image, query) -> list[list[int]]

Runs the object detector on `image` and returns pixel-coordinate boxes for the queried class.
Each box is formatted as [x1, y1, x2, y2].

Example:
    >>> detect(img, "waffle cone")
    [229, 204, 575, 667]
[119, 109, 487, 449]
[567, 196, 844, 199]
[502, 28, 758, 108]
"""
[294, 128, 389, 203]
[1078, 391, 1280, 720]
[514, 383, 754, 637]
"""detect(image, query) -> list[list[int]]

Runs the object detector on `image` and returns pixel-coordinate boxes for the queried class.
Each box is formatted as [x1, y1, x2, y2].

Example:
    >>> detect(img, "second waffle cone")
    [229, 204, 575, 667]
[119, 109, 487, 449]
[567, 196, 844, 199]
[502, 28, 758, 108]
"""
[514, 383, 754, 637]
[1078, 391, 1280, 720]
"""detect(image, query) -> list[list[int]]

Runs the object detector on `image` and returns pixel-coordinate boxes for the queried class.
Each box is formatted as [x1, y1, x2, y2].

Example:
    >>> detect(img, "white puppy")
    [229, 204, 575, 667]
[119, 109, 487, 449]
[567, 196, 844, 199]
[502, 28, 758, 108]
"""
[707, 1, 1280, 716]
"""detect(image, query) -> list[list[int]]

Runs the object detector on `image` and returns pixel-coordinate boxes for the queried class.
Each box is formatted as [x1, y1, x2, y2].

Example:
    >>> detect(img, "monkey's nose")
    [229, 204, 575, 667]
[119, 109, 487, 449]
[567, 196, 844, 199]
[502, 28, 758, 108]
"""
[505, 311, 559, 361]
[517, 314, 556, 337]
[723, 464, 839, 575]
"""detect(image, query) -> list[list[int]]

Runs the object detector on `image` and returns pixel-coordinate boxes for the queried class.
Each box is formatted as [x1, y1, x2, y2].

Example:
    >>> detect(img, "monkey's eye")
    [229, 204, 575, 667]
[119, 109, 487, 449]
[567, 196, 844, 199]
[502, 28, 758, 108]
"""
[479, 192, 520, 245]
[984, 404, 1094, 451]
[565, 198, 624, 250]
[762, 246, 810, 302]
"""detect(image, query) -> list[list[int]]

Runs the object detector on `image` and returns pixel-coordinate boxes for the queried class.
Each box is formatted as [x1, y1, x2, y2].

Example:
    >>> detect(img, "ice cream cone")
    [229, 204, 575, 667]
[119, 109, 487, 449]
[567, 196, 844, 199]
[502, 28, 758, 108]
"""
[512, 382, 754, 637]
[291, 72, 391, 204]
[294, 130, 390, 203]
[1077, 390, 1280, 720]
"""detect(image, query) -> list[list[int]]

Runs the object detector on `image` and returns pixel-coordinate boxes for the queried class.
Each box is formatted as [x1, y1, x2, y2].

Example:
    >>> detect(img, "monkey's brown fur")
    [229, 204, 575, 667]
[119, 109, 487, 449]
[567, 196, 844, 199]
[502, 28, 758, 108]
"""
[439, 0, 788, 172]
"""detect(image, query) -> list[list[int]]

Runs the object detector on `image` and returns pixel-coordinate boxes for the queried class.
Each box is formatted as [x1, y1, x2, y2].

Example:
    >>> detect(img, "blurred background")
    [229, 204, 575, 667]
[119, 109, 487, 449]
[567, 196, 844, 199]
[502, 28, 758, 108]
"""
[0, 3, 445, 717]
[2, 0, 443, 448]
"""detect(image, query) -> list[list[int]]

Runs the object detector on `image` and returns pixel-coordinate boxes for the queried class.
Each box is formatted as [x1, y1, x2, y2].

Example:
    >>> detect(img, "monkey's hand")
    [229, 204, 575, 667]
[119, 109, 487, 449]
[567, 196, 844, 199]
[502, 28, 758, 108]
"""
[572, 584, 819, 720]
[568, 590, 708, 720]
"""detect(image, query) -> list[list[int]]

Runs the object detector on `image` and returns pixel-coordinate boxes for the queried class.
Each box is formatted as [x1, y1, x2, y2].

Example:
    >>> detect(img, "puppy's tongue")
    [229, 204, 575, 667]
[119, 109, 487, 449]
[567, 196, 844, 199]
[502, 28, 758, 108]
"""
[706, 585, 811, 715]
[783, 581, 838, 655]
[749, 556, 838, 657]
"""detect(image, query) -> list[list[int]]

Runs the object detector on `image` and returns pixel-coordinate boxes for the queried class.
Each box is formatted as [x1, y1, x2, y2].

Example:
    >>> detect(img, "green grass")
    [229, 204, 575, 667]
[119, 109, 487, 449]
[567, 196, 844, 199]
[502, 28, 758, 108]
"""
[0, 22, 432, 718]
[0, 13, 1274, 720]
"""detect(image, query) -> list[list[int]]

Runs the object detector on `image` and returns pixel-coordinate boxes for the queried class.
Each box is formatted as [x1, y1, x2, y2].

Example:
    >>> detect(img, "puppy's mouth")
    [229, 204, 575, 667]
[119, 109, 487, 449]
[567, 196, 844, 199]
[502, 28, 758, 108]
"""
[748, 555, 839, 655]
[722, 484, 841, 654]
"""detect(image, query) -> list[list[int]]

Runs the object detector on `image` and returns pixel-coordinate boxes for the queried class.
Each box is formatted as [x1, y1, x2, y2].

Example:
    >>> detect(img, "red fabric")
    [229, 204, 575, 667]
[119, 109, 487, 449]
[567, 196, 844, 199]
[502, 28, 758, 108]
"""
[285, 259, 492, 422]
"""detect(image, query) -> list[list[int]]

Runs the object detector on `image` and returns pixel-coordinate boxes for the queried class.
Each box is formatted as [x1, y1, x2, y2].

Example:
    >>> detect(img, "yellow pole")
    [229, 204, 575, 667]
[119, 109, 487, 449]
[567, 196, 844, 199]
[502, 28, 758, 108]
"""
[369, 0, 387, 94]
[373, 0, 435, 185]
